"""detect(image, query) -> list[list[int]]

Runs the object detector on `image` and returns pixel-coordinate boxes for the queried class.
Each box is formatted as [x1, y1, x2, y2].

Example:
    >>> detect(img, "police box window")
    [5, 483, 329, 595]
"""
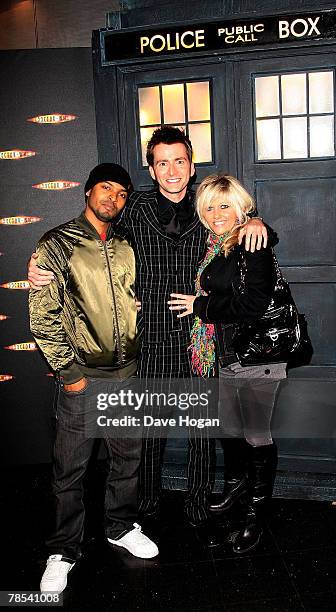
[137, 81, 212, 165]
[254, 70, 335, 161]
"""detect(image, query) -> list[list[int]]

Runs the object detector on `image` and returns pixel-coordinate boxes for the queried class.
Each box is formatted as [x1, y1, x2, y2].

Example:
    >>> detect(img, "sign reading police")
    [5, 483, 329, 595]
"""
[101, 10, 336, 64]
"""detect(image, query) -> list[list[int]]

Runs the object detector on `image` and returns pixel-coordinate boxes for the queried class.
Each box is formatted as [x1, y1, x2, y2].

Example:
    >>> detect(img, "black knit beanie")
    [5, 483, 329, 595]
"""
[84, 163, 132, 195]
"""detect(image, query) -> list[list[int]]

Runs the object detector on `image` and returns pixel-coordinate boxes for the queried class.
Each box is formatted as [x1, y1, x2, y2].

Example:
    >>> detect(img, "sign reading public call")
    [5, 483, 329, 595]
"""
[101, 10, 336, 64]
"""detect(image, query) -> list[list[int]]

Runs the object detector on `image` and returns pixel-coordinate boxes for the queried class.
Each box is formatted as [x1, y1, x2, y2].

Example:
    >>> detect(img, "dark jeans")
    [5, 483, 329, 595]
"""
[47, 377, 143, 560]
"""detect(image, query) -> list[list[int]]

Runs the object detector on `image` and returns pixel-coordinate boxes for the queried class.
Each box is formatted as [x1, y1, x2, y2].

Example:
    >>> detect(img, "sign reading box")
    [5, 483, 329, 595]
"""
[101, 10, 336, 64]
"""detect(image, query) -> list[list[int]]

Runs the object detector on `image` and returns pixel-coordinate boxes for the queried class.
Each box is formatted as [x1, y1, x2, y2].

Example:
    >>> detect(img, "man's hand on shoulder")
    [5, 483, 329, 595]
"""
[28, 252, 55, 290]
[238, 218, 267, 252]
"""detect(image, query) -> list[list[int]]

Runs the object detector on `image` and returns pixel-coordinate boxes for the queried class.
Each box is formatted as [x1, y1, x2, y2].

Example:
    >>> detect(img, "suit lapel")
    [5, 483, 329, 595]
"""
[178, 215, 203, 242]
[140, 192, 176, 243]
[139, 190, 204, 245]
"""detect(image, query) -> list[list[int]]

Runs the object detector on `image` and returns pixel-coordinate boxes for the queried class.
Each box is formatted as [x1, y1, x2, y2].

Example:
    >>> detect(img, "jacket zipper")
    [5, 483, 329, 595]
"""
[102, 240, 123, 366]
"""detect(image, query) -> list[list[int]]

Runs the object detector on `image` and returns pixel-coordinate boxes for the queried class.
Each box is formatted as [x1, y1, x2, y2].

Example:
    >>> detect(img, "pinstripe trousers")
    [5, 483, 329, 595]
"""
[137, 332, 216, 525]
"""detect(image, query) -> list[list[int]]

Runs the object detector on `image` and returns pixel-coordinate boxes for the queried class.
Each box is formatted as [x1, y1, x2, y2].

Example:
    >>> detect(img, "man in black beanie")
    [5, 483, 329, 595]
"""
[29, 163, 158, 594]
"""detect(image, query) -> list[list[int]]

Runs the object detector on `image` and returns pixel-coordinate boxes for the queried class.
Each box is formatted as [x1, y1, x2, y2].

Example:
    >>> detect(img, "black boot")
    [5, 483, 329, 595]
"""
[232, 442, 277, 554]
[209, 438, 248, 513]
[191, 519, 222, 548]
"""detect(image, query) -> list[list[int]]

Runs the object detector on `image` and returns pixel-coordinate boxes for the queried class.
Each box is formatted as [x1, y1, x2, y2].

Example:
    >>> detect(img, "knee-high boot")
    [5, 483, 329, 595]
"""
[209, 438, 249, 513]
[232, 442, 277, 554]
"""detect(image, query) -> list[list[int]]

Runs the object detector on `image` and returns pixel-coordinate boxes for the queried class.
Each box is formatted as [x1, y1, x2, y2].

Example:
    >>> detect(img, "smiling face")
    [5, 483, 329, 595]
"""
[149, 142, 195, 203]
[202, 199, 239, 236]
[85, 181, 128, 226]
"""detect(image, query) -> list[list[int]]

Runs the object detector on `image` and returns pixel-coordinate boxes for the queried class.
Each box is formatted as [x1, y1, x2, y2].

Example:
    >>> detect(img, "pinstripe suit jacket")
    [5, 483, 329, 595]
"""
[116, 189, 207, 344]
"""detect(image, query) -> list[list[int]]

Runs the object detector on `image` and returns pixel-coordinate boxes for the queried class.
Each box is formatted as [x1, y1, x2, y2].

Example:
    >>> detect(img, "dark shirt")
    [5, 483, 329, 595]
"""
[157, 190, 195, 238]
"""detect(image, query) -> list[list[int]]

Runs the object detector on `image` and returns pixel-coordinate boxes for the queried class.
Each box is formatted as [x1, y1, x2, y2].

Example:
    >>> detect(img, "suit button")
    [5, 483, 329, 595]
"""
[265, 369, 270, 375]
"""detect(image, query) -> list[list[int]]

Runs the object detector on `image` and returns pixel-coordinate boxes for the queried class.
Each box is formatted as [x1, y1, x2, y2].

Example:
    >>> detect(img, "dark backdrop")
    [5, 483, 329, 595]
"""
[0, 48, 98, 464]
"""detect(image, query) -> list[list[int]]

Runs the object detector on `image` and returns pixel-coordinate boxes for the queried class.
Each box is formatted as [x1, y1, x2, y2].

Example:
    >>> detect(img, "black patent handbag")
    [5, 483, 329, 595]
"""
[232, 249, 313, 368]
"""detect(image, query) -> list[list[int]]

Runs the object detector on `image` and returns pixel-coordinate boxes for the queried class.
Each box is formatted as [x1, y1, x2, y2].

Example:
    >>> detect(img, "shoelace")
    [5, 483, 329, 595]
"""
[44, 557, 67, 580]
[129, 523, 151, 543]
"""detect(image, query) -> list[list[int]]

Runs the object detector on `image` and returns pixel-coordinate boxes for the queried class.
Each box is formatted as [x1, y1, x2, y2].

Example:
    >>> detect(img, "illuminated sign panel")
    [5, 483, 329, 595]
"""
[5, 342, 38, 351]
[0, 281, 30, 290]
[0, 150, 36, 159]
[0, 375, 14, 382]
[102, 10, 336, 63]
[0, 216, 41, 225]
[28, 114, 77, 123]
[32, 181, 80, 190]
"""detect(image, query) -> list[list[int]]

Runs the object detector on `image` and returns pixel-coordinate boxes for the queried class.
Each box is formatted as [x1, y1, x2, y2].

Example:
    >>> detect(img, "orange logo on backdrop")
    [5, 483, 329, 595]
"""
[0, 216, 41, 225]
[0, 315, 9, 320]
[0, 374, 14, 382]
[32, 181, 80, 190]
[0, 281, 30, 290]
[27, 114, 77, 124]
[0, 150, 36, 159]
[5, 342, 38, 351]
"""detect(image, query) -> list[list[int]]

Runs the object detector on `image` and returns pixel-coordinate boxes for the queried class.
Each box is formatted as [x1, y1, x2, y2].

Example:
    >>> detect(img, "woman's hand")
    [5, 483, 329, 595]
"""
[238, 218, 267, 252]
[168, 293, 196, 318]
[135, 299, 141, 312]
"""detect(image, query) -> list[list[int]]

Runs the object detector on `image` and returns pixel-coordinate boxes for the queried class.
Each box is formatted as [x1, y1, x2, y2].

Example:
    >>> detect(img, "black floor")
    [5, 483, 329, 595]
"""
[1, 464, 336, 611]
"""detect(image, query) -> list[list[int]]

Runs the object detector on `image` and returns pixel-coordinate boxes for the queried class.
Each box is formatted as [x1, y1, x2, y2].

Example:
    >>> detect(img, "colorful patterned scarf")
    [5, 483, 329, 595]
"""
[190, 231, 229, 377]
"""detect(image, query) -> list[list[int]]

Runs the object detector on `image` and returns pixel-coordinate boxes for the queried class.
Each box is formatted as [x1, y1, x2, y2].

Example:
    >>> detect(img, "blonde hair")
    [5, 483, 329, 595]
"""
[196, 174, 256, 256]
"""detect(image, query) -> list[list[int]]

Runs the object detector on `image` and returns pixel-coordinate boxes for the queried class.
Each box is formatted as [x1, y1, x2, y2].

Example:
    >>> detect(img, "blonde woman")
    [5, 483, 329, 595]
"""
[168, 175, 286, 554]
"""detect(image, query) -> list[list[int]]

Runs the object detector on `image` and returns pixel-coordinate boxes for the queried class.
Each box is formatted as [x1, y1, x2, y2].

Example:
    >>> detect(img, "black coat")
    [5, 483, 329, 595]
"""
[193, 243, 276, 326]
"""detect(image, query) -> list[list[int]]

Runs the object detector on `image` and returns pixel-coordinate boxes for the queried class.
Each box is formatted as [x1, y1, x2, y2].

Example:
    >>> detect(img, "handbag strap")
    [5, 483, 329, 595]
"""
[271, 248, 286, 287]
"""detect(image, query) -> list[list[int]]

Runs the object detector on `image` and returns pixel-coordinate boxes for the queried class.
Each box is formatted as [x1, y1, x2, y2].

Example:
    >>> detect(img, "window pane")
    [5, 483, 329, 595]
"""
[283, 117, 307, 158]
[162, 83, 185, 124]
[255, 76, 279, 118]
[309, 72, 334, 114]
[138, 87, 161, 126]
[173, 125, 186, 133]
[256, 119, 281, 160]
[281, 74, 306, 115]
[140, 126, 160, 165]
[188, 123, 212, 163]
[310, 116, 335, 157]
[187, 81, 210, 121]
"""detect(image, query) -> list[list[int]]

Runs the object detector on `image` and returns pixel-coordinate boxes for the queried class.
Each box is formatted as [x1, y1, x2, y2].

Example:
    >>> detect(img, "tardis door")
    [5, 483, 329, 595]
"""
[115, 61, 237, 187]
[113, 59, 238, 470]
[236, 50, 336, 473]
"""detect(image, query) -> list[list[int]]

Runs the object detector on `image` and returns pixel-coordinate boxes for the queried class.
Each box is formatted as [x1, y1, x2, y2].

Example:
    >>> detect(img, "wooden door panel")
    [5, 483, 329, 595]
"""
[256, 178, 336, 266]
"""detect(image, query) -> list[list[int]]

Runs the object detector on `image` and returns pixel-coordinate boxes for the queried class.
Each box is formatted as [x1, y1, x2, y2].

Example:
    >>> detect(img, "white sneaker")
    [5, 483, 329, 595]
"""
[40, 554, 75, 593]
[107, 523, 159, 559]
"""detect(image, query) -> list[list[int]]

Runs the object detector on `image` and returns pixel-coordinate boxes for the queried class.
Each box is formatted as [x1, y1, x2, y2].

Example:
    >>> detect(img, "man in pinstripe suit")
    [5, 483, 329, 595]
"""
[117, 127, 267, 542]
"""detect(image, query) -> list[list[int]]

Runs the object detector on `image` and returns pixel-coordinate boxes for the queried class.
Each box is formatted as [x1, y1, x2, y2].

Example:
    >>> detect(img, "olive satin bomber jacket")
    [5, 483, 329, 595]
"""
[29, 213, 138, 384]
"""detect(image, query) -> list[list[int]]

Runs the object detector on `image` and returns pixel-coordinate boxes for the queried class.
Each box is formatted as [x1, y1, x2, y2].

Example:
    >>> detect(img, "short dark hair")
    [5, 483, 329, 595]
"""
[146, 126, 193, 167]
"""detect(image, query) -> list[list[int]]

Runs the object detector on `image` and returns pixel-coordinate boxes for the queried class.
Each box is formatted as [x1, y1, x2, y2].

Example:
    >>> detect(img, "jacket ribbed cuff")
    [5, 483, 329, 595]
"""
[59, 363, 84, 385]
